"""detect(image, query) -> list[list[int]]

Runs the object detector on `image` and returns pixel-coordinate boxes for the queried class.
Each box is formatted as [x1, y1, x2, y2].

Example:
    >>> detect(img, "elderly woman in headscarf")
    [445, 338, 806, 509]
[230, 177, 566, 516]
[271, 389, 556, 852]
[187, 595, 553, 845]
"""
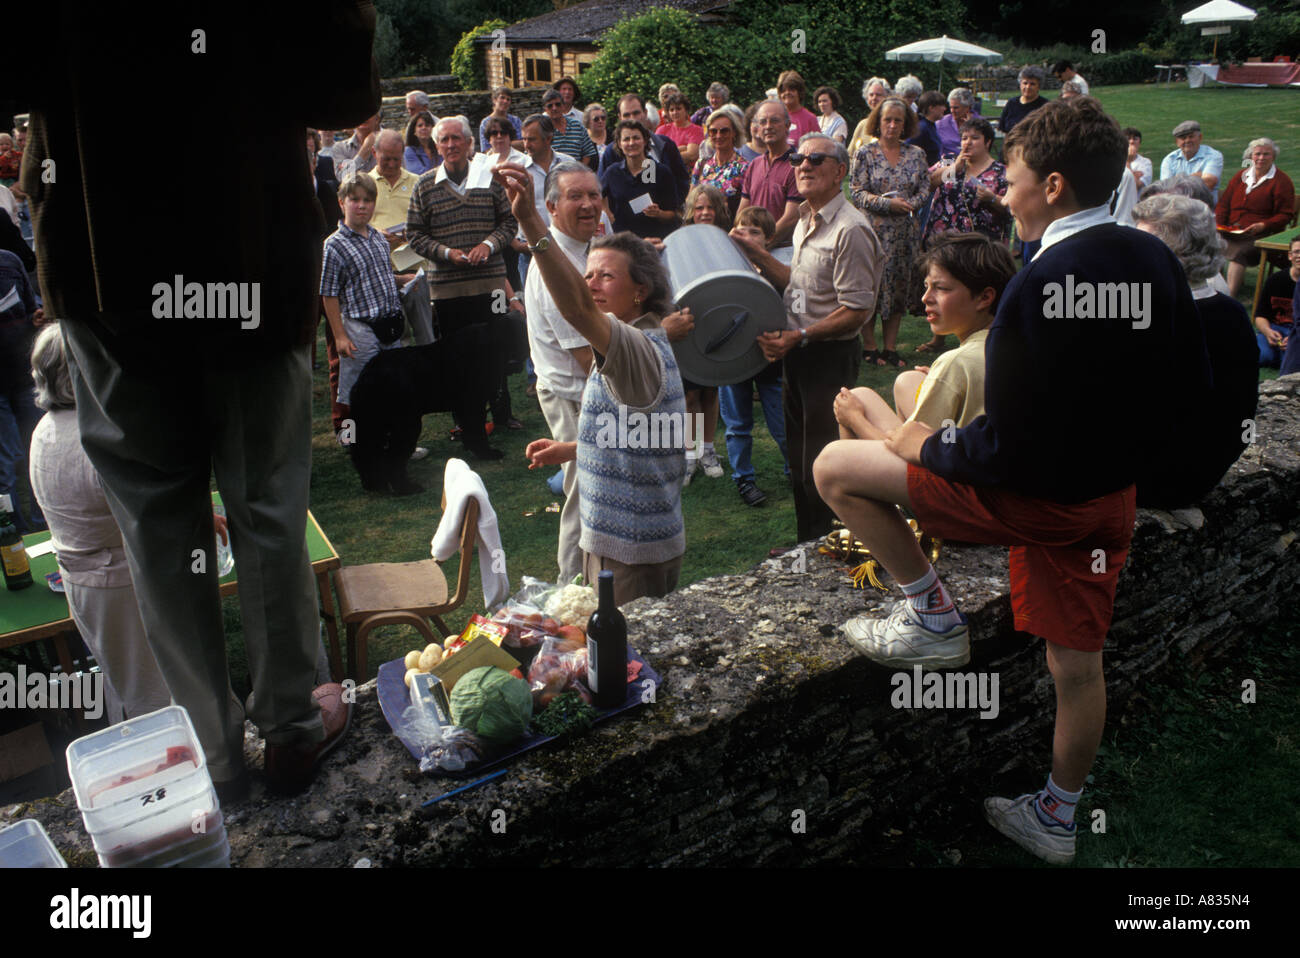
[1131, 193, 1258, 499]
[848, 77, 892, 157]
[1215, 137, 1296, 296]
[936, 87, 981, 160]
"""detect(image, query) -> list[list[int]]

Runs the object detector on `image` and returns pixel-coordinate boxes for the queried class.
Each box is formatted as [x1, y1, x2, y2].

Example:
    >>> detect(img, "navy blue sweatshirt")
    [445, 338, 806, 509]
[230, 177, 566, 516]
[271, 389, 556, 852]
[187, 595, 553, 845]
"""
[921, 223, 1213, 505]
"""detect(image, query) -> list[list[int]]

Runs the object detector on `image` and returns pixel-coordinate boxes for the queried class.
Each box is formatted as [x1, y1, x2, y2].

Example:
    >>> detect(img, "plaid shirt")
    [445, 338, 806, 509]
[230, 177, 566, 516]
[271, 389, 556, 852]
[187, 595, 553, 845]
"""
[320, 222, 401, 320]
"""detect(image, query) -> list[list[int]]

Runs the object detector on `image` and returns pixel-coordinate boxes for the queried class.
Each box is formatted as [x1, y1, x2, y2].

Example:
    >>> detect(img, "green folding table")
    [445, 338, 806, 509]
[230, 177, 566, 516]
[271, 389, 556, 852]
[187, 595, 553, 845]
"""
[0, 507, 344, 683]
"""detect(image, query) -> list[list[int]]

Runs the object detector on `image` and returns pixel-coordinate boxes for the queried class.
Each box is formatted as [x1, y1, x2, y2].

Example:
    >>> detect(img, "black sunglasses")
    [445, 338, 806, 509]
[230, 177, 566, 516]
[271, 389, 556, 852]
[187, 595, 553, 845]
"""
[790, 152, 835, 167]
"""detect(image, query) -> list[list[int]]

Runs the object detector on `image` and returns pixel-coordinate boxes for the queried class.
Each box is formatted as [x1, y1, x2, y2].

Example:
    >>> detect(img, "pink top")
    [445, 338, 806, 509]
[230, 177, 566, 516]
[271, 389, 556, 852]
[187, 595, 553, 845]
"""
[787, 107, 821, 148]
[656, 122, 704, 149]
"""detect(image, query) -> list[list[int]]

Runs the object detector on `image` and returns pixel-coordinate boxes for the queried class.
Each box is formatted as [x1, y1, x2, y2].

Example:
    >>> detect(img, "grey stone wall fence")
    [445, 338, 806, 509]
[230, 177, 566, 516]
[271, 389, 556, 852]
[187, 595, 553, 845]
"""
[13, 377, 1299, 867]
[378, 88, 549, 141]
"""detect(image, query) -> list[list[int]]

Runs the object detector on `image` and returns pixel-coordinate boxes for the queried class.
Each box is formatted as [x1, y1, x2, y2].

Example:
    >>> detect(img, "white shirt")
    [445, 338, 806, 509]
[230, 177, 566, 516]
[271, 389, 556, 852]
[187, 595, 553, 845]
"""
[1035, 203, 1114, 259]
[1111, 167, 1139, 228]
[1243, 163, 1277, 195]
[521, 149, 575, 238]
[1130, 154, 1153, 188]
[1068, 73, 1089, 95]
[525, 226, 591, 401]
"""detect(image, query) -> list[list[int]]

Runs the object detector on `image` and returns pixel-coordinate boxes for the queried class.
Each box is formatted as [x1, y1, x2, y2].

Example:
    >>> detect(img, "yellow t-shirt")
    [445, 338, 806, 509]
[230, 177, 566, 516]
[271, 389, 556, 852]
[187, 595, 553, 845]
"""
[907, 328, 988, 430]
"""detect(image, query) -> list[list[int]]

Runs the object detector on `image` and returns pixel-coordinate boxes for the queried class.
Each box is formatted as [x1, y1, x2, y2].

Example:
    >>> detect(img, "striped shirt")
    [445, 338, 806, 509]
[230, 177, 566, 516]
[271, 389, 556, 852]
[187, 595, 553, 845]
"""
[551, 117, 598, 162]
[319, 222, 401, 320]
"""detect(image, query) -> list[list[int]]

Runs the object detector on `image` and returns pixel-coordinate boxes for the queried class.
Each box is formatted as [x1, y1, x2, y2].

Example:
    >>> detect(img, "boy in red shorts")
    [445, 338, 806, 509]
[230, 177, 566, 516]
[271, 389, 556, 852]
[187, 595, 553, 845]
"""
[813, 97, 1212, 864]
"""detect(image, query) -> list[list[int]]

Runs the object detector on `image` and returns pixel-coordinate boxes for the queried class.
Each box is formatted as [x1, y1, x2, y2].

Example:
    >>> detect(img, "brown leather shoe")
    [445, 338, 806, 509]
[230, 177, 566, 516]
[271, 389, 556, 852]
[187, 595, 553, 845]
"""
[264, 683, 353, 796]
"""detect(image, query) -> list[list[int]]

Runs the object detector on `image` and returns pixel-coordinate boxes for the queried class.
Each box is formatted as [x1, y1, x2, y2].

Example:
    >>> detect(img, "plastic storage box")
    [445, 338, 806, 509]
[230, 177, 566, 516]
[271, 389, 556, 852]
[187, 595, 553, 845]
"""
[66, 705, 229, 868]
[0, 819, 67, 868]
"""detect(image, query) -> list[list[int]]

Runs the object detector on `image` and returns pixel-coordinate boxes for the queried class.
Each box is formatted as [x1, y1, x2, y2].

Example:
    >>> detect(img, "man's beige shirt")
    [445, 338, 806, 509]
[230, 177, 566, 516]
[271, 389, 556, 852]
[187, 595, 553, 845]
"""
[784, 191, 882, 338]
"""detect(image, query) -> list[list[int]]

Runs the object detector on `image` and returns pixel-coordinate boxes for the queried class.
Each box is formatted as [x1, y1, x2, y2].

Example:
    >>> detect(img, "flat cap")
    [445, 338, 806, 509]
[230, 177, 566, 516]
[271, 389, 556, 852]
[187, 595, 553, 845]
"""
[1172, 120, 1201, 137]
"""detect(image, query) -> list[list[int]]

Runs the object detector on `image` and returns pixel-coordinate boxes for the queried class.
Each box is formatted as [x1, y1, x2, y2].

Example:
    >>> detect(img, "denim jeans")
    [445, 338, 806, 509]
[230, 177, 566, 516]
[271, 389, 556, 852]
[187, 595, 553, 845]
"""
[0, 376, 46, 533]
[718, 368, 789, 484]
[1257, 322, 1294, 367]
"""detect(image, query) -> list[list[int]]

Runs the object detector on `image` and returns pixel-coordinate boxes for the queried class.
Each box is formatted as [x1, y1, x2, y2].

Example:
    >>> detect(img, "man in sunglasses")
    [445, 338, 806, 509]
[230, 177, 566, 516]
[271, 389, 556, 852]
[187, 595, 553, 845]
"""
[731, 132, 882, 545]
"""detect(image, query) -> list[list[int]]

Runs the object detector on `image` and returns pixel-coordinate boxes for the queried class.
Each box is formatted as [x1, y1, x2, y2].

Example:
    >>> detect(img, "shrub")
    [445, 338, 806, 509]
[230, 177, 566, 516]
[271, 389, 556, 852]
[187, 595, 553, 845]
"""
[452, 18, 507, 92]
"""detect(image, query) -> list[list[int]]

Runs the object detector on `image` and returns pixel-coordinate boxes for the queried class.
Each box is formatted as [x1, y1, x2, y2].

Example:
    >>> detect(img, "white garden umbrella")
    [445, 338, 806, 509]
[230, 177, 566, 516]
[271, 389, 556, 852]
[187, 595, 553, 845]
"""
[1181, 0, 1257, 59]
[885, 35, 1004, 89]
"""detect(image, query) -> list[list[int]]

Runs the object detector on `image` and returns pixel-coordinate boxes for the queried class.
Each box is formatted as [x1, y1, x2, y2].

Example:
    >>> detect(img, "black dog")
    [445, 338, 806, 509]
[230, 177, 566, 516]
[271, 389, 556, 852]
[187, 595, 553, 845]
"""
[348, 323, 508, 495]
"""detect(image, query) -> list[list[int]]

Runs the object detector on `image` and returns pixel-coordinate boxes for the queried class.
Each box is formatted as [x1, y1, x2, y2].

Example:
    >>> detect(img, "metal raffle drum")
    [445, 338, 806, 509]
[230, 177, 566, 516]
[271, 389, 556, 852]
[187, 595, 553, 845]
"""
[660, 224, 787, 387]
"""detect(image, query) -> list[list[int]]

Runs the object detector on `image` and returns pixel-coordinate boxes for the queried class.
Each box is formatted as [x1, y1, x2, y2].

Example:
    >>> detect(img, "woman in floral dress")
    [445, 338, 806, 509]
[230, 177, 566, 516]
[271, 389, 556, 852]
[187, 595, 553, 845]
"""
[916, 116, 1009, 353]
[850, 97, 930, 367]
[690, 107, 749, 218]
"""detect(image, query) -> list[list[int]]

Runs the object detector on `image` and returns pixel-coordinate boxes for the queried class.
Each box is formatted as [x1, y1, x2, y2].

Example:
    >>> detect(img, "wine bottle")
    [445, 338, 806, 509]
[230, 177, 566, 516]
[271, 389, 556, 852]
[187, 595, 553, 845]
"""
[586, 570, 627, 709]
[0, 494, 34, 591]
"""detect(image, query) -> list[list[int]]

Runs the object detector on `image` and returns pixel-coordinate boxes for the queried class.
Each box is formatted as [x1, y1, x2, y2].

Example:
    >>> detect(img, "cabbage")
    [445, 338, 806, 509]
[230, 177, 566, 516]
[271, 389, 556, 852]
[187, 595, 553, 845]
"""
[449, 667, 533, 746]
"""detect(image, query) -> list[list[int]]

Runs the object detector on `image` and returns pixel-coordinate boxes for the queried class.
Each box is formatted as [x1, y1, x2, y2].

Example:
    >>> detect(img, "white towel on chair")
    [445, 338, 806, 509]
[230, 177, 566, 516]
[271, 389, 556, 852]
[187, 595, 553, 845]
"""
[431, 458, 509, 608]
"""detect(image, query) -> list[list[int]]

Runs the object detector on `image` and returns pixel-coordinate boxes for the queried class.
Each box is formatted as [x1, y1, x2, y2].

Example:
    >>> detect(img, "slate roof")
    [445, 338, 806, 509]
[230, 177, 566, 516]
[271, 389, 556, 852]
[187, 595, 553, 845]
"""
[474, 0, 733, 45]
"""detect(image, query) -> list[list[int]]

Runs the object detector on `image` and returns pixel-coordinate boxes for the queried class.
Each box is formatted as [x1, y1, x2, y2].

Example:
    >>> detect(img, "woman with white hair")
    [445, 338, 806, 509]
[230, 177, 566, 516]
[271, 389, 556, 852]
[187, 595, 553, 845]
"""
[848, 77, 892, 156]
[1131, 193, 1258, 497]
[1215, 137, 1295, 296]
[27, 323, 171, 723]
[936, 87, 981, 159]
[894, 75, 923, 111]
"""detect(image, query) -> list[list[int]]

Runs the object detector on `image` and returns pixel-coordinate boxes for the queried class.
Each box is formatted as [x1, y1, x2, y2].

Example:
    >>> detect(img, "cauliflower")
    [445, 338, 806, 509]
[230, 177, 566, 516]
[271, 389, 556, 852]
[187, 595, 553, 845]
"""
[544, 583, 599, 626]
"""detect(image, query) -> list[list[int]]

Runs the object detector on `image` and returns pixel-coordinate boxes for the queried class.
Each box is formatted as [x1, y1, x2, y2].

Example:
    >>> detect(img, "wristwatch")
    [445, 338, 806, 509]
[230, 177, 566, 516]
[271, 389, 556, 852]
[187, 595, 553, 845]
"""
[799, 328, 809, 348]
[527, 235, 551, 255]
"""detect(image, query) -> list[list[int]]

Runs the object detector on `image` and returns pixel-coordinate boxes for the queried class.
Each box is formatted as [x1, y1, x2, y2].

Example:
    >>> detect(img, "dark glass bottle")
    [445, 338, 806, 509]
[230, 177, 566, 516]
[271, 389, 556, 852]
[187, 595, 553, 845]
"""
[586, 570, 627, 709]
[0, 494, 33, 591]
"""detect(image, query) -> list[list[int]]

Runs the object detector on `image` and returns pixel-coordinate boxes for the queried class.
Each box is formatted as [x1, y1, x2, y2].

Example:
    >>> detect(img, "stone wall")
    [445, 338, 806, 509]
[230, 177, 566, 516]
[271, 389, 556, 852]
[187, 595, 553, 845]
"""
[11, 377, 1299, 868]
[380, 75, 458, 97]
[379, 88, 550, 140]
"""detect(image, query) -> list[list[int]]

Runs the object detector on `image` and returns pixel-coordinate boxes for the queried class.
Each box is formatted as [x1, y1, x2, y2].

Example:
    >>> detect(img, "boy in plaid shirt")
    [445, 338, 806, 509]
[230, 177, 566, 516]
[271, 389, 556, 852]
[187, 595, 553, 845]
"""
[320, 174, 404, 413]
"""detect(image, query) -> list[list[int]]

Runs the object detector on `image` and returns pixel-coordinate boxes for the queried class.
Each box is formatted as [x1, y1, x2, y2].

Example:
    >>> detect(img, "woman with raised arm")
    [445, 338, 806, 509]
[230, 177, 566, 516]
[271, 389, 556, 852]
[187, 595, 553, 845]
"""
[494, 161, 690, 605]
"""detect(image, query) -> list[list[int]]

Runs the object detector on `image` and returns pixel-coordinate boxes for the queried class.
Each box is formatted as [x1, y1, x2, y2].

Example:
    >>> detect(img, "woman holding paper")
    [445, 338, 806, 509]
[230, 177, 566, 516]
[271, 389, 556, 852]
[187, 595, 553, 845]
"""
[494, 161, 688, 605]
[599, 120, 679, 241]
[1215, 138, 1295, 296]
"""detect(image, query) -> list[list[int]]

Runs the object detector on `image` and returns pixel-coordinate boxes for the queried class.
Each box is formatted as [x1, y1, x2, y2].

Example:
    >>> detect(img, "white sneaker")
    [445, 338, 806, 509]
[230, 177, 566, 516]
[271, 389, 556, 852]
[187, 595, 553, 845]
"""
[409, 446, 429, 461]
[984, 793, 1077, 864]
[699, 447, 724, 478]
[841, 601, 969, 669]
[683, 455, 698, 487]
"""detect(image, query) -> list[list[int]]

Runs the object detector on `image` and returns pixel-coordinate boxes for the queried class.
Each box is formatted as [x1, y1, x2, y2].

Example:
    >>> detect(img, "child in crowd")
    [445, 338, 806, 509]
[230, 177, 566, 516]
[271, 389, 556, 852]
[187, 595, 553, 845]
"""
[320, 174, 405, 418]
[833, 233, 1015, 441]
[716, 206, 790, 506]
[812, 97, 1213, 864]
[1253, 235, 1299, 366]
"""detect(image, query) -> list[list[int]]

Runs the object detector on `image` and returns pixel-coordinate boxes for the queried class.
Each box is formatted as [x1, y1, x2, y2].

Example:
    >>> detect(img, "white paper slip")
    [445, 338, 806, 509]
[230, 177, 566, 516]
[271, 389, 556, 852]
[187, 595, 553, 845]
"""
[391, 244, 426, 272]
[629, 193, 653, 215]
[25, 540, 56, 559]
[466, 154, 495, 191]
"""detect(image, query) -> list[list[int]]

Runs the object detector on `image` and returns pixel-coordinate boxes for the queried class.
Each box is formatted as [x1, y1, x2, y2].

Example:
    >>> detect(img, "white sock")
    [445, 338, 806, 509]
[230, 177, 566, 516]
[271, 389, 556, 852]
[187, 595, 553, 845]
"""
[899, 566, 963, 633]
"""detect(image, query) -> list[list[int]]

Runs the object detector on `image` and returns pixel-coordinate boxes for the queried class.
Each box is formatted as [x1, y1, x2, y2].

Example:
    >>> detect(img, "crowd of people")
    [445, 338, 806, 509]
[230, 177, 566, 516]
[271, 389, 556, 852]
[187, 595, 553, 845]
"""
[4, 11, 1297, 867]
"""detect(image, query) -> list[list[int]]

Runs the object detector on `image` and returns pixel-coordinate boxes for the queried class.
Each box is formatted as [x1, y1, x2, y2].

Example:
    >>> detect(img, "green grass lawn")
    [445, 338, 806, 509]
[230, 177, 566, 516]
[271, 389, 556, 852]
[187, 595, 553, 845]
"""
[258, 82, 1297, 684]
[212, 81, 1296, 867]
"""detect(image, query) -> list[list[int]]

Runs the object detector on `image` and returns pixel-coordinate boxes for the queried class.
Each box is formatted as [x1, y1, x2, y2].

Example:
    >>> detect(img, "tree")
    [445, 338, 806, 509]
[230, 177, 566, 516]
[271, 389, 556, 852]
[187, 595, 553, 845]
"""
[452, 19, 509, 91]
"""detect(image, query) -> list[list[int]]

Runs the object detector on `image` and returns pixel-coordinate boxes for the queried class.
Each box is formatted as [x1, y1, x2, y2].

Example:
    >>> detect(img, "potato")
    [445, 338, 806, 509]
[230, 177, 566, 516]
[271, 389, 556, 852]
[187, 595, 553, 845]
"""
[404, 667, 421, 688]
[418, 645, 443, 671]
[404, 650, 422, 670]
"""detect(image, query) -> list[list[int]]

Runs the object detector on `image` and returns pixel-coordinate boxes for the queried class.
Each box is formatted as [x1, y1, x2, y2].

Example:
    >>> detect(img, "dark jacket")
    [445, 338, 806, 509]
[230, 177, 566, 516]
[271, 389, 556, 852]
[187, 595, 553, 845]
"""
[922, 223, 1214, 506]
[15, 2, 380, 371]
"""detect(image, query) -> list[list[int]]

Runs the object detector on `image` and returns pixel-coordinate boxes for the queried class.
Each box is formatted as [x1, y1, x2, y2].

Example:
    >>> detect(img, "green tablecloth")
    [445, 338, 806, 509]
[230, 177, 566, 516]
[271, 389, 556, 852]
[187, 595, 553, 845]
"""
[0, 501, 337, 639]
